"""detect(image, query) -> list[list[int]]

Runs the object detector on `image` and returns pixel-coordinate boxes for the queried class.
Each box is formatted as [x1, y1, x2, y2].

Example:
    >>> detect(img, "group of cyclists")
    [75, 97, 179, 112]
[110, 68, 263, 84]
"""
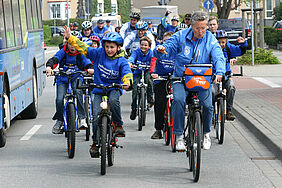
[45, 9, 247, 157]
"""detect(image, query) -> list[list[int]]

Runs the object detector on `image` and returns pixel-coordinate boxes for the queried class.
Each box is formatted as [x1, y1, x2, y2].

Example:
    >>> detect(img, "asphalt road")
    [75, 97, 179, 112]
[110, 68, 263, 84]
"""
[0, 47, 274, 188]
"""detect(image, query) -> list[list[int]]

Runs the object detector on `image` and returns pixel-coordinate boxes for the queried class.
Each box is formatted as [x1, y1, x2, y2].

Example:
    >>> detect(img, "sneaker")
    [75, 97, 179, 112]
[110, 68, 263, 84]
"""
[151, 130, 163, 139]
[130, 109, 137, 120]
[89, 142, 99, 158]
[176, 135, 186, 151]
[226, 111, 236, 121]
[79, 118, 88, 129]
[52, 120, 64, 134]
[203, 133, 211, 150]
[115, 125, 125, 137]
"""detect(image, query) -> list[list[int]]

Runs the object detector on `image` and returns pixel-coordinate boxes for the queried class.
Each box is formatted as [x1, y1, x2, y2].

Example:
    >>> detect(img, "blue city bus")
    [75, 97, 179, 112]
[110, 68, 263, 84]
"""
[0, 0, 46, 147]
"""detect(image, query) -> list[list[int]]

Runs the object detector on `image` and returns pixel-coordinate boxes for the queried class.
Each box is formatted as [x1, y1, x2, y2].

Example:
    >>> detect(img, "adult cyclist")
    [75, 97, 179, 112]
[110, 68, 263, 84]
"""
[123, 21, 155, 54]
[156, 11, 225, 151]
[161, 11, 180, 33]
[93, 19, 108, 41]
[120, 12, 140, 39]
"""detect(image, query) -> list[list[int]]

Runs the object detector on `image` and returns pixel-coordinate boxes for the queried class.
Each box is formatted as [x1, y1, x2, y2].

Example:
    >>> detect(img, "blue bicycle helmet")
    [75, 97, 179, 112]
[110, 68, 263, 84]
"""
[81, 37, 92, 45]
[102, 32, 123, 46]
[71, 30, 82, 39]
[216, 30, 228, 39]
[136, 21, 148, 30]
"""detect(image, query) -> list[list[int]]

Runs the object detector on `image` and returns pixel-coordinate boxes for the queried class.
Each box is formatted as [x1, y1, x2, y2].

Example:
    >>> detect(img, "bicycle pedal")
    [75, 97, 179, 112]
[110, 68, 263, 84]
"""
[176, 149, 186, 152]
[115, 134, 125, 137]
[115, 145, 123, 149]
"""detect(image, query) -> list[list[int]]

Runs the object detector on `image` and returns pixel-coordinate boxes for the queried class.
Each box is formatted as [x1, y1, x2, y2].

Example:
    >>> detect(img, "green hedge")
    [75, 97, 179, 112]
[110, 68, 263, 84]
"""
[264, 26, 282, 46]
[43, 25, 51, 40]
[237, 48, 280, 65]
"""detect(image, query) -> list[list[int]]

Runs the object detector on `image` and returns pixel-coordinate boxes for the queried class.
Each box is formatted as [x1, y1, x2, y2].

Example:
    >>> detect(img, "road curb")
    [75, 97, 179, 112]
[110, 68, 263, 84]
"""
[233, 103, 282, 161]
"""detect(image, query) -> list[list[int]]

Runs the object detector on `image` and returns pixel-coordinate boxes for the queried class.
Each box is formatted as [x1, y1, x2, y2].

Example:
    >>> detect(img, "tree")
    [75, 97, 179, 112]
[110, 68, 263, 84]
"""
[118, 0, 131, 23]
[214, 0, 242, 19]
[273, 3, 282, 22]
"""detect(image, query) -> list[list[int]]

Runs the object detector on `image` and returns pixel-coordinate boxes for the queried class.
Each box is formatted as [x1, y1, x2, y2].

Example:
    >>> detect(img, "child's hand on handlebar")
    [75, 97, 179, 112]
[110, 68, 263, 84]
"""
[214, 75, 223, 84]
[122, 84, 130, 90]
[151, 73, 159, 79]
[87, 69, 94, 75]
[46, 67, 53, 76]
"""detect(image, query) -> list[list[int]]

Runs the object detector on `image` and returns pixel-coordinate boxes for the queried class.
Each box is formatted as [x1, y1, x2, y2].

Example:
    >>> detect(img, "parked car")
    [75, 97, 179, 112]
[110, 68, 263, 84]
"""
[218, 18, 252, 49]
[273, 20, 282, 30]
[50, 26, 64, 36]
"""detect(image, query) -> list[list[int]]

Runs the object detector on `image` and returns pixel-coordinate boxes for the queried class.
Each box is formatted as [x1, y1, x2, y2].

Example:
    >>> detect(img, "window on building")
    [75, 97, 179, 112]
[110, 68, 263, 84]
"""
[266, 0, 273, 18]
[97, 3, 102, 13]
[49, 3, 60, 19]
[111, 3, 117, 13]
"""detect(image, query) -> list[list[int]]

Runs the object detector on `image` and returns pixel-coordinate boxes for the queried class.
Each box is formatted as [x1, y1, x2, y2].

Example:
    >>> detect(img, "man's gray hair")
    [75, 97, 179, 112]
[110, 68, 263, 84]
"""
[191, 11, 209, 25]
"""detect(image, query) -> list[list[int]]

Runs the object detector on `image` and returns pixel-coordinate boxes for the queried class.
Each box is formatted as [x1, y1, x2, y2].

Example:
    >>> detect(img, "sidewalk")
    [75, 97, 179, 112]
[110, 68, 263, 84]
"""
[232, 52, 282, 161]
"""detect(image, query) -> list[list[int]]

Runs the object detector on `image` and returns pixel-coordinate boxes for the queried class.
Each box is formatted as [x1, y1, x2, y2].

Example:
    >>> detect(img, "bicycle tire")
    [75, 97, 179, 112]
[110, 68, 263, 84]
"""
[170, 127, 176, 152]
[192, 111, 201, 182]
[137, 87, 145, 131]
[100, 116, 107, 175]
[107, 123, 114, 166]
[163, 118, 170, 145]
[142, 90, 147, 127]
[66, 103, 76, 159]
[186, 115, 193, 172]
[217, 98, 225, 144]
[84, 97, 90, 141]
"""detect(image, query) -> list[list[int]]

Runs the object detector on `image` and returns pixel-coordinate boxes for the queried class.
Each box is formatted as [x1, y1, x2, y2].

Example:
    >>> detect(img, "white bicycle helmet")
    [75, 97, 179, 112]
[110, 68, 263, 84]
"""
[81, 37, 92, 45]
[71, 30, 82, 39]
[82, 21, 92, 30]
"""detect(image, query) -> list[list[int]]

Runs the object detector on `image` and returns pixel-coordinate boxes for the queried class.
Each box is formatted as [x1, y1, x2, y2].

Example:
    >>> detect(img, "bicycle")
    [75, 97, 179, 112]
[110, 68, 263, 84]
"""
[81, 82, 125, 175]
[182, 64, 213, 182]
[153, 74, 177, 152]
[78, 76, 94, 141]
[132, 64, 151, 131]
[45, 68, 87, 158]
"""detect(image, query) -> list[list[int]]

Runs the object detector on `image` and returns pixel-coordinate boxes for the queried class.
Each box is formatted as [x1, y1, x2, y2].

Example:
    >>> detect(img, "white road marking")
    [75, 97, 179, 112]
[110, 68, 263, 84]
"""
[20, 125, 42, 141]
[252, 77, 282, 88]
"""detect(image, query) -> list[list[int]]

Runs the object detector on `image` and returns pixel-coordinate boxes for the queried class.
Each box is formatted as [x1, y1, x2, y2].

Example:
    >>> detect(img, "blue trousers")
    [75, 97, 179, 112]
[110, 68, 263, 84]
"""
[91, 90, 122, 142]
[53, 79, 86, 121]
[172, 83, 213, 135]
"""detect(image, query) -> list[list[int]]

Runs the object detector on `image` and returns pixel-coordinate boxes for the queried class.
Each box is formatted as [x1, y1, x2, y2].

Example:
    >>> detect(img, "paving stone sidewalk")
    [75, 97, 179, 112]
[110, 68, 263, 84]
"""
[232, 51, 282, 161]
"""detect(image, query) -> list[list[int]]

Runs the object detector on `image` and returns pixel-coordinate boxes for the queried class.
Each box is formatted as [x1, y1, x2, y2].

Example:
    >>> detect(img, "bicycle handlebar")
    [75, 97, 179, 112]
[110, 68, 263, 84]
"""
[131, 64, 151, 70]
[43, 69, 88, 77]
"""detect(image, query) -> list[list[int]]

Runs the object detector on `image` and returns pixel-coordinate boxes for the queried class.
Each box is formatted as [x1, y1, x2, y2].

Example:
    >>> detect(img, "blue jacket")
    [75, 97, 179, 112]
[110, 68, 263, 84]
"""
[46, 44, 93, 85]
[93, 26, 108, 41]
[162, 17, 178, 33]
[152, 49, 175, 76]
[128, 48, 153, 79]
[224, 41, 248, 73]
[123, 31, 156, 52]
[159, 27, 225, 77]
[120, 22, 136, 39]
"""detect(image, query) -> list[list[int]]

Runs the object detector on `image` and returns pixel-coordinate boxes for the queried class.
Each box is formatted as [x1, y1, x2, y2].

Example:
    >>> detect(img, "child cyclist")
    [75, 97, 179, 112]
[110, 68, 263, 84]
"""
[63, 26, 133, 158]
[128, 36, 154, 120]
[150, 31, 175, 139]
[45, 42, 94, 134]
[215, 30, 248, 121]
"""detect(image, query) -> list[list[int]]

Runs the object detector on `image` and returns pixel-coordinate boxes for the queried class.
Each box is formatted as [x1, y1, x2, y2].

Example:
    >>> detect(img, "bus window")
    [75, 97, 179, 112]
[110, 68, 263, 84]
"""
[12, 0, 22, 46]
[19, 0, 27, 42]
[31, 0, 38, 29]
[0, 0, 6, 49]
[25, 0, 33, 30]
[3, 0, 15, 47]
[36, 0, 42, 29]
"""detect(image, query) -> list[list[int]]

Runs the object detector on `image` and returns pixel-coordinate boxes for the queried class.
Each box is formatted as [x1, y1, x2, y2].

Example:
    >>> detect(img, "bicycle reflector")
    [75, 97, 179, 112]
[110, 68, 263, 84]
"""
[100, 96, 108, 110]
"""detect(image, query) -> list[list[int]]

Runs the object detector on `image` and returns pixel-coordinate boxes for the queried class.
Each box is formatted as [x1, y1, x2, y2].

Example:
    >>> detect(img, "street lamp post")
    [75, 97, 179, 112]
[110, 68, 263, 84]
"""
[251, 0, 255, 66]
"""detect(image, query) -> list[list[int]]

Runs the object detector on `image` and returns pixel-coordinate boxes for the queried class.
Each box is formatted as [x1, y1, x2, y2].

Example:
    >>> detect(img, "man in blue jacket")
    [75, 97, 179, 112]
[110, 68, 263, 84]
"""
[156, 11, 225, 151]
[93, 19, 108, 41]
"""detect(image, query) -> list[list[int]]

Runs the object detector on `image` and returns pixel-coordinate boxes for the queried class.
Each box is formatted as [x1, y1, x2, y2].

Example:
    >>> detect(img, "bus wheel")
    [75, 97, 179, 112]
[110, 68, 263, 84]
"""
[1, 81, 9, 147]
[21, 68, 38, 119]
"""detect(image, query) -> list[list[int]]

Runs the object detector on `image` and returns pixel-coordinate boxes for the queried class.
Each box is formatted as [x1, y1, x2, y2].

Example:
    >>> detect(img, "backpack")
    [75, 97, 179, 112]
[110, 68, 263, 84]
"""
[157, 23, 166, 41]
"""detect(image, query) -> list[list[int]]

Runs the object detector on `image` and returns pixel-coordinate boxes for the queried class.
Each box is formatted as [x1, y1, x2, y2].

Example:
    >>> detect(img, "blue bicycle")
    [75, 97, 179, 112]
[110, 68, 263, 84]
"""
[47, 69, 87, 158]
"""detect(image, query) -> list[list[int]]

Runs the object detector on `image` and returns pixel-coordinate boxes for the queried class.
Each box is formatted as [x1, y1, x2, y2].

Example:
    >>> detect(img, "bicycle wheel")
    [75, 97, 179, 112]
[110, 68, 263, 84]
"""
[137, 87, 145, 131]
[107, 122, 114, 167]
[170, 127, 176, 152]
[84, 96, 90, 141]
[100, 116, 107, 175]
[163, 115, 170, 146]
[216, 98, 225, 144]
[192, 111, 201, 182]
[66, 103, 76, 159]
[185, 115, 193, 172]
